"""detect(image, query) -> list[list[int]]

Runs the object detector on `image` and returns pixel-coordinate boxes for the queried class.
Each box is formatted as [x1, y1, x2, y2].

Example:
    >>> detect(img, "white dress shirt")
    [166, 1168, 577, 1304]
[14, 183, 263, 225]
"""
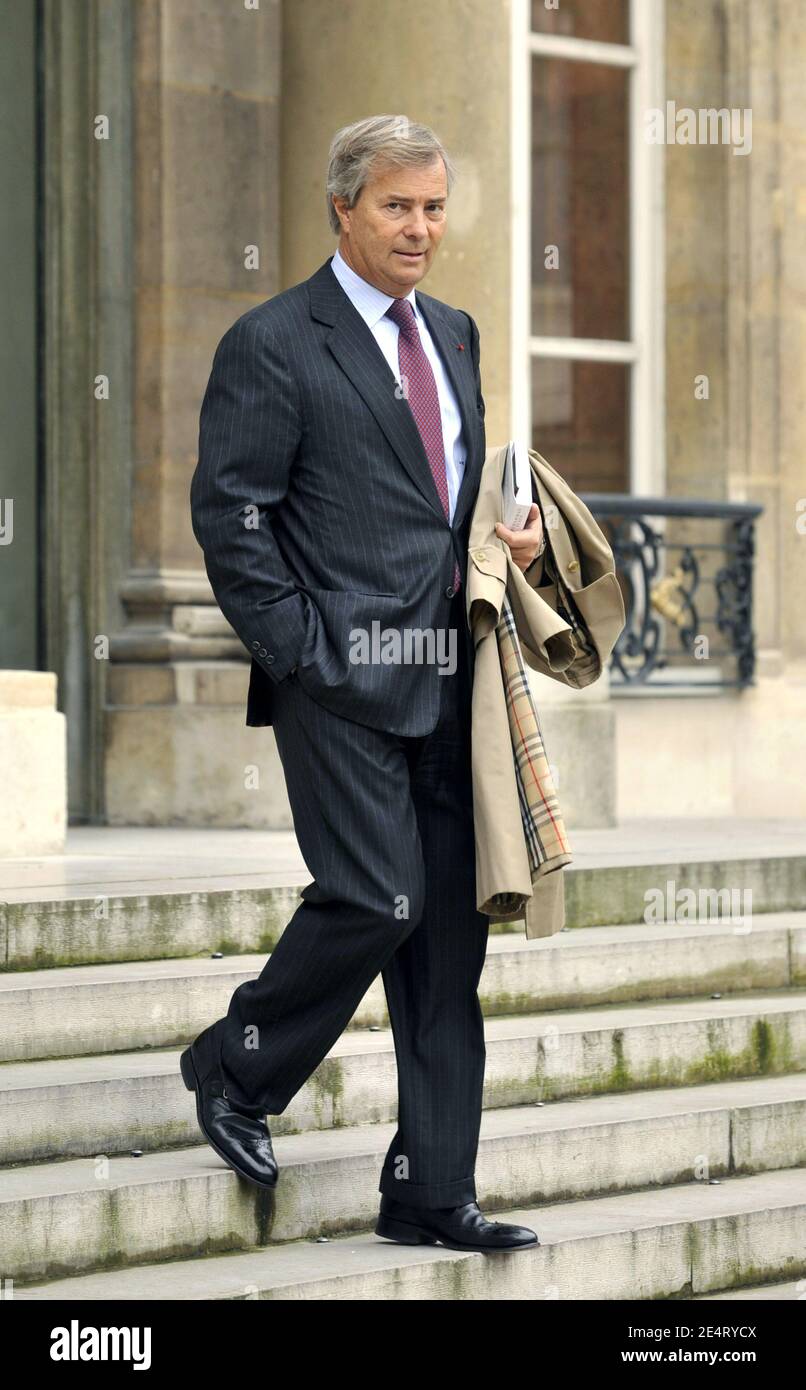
[329, 247, 466, 523]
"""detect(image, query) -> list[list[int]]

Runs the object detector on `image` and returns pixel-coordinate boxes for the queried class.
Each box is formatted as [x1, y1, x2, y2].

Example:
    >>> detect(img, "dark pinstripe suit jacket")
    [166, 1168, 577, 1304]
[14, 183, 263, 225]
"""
[190, 255, 486, 737]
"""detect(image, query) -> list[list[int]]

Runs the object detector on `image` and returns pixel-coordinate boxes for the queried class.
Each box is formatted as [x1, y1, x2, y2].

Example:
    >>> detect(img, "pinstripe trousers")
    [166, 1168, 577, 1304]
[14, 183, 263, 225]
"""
[215, 591, 490, 1209]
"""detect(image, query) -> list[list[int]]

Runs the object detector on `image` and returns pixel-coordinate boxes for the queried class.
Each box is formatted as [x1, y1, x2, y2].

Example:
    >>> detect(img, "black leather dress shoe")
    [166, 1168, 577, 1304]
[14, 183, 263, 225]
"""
[375, 1196, 538, 1252]
[180, 1021, 278, 1189]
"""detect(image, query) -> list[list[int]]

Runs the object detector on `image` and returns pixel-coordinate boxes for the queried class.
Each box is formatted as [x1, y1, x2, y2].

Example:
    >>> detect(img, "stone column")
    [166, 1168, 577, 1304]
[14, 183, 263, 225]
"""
[724, 0, 806, 673]
[617, 0, 806, 820]
[104, 0, 291, 826]
[721, 0, 806, 815]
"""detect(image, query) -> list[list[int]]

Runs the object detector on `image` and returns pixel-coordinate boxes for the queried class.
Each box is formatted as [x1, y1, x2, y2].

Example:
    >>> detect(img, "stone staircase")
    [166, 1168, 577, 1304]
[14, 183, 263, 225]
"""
[1, 822, 805, 1300]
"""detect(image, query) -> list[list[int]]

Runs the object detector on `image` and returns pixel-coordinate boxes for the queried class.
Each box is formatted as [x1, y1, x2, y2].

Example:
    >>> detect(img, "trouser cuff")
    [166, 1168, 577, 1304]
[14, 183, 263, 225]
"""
[218, 1062, 278, 1118]
[378, 1168, 477, 1210]
[216, 1033, 278, 1118]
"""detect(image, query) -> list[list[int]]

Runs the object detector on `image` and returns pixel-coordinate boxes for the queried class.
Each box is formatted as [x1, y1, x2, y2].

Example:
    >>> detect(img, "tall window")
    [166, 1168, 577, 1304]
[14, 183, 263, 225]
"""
[516, 0, 664, 495]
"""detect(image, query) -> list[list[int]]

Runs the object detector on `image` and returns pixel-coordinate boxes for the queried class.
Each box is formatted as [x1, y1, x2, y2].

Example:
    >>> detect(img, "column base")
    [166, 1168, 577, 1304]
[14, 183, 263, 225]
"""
[0, 671, 66, 855]
[104, 661, 292, 827]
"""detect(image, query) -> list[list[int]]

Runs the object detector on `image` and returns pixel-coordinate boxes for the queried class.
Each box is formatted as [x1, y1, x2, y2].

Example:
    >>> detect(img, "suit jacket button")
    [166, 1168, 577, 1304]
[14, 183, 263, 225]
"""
[265, 653, 275, 663]
[251, 640, 260, 649]
[444, 584, 455, 599]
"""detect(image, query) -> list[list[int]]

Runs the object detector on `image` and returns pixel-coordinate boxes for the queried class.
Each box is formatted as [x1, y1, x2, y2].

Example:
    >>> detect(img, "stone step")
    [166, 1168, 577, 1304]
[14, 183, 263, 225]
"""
[2, 1077, 805, 1283]
[693, 1279, 804, 1300]
[2, 997, 806, 1164]
[2, 917, 805, 1062]
[11, 1166, 806, 1300]
[3, 827, 804, 970]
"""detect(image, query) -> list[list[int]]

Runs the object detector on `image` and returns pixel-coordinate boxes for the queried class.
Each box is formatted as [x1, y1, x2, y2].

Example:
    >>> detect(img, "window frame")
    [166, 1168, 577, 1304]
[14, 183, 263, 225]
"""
[510, 0, 665, 496]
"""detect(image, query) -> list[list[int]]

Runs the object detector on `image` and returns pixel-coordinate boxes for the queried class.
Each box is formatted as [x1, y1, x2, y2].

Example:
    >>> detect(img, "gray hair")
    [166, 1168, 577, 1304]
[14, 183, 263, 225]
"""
[325, 114, 457, 234]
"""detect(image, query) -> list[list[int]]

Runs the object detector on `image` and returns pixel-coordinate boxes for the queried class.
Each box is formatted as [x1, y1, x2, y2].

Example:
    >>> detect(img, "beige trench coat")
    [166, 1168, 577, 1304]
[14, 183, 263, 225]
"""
[466, 444, 626, 938]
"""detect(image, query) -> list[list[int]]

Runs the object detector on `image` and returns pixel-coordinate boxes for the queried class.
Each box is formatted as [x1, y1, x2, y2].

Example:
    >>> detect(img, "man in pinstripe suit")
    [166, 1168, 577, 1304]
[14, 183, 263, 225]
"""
[185, 116, 543, 1253]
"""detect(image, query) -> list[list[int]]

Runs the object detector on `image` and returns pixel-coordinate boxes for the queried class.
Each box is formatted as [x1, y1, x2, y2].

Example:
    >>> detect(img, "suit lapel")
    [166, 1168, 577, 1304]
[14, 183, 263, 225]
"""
[309, 258, 484, 531]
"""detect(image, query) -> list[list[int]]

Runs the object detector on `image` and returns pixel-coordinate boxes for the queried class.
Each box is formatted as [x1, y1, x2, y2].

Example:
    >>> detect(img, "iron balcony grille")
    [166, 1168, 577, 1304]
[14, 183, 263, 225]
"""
[579, 494, 764, 691]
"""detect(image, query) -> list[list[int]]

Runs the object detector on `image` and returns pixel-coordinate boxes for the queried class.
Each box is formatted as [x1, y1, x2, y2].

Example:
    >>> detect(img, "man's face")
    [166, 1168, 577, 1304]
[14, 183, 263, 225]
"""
[333, 155, 448, 297]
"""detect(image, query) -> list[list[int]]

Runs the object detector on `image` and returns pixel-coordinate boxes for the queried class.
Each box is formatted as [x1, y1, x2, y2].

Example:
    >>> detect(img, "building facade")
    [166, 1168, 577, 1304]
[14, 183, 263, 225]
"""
[1, 0, 804, 839]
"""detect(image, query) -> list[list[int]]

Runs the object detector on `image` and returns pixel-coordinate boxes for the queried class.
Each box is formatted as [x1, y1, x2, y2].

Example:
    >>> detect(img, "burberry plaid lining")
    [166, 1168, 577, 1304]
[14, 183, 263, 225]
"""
[489, 594, 572, 913]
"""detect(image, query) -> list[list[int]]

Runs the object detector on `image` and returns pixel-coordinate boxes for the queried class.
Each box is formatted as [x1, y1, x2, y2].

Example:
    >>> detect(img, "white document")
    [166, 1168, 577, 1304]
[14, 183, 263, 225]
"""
[501, 439, 533, 531]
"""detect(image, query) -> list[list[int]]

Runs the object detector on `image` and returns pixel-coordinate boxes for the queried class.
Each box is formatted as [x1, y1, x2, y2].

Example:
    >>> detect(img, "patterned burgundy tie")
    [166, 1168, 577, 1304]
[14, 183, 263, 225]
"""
[385, 296, 461, 593]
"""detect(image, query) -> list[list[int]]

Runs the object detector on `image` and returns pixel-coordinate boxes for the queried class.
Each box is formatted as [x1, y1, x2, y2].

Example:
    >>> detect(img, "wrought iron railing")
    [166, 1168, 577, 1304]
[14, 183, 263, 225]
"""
[578, 495, 763, 690]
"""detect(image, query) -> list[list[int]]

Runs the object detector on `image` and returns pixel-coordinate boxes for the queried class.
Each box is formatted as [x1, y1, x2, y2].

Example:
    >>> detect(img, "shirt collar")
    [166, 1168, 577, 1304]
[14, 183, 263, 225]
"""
[330, 247, 420, 330]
